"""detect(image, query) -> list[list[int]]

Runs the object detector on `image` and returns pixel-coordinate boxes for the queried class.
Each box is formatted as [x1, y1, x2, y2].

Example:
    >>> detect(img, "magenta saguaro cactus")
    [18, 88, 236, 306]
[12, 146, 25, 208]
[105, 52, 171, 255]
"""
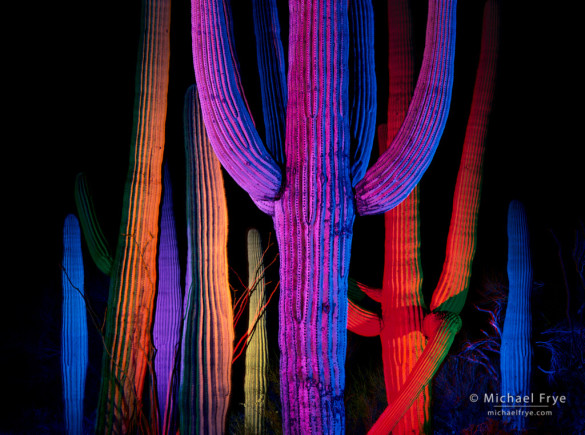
[500, 200, 533, 431]
[191, 0, 457, 431]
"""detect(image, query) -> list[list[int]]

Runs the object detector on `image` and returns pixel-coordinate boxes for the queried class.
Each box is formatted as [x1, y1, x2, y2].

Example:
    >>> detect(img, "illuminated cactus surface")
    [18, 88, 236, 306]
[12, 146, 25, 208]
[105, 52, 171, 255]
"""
[179, 84, 233, 434]
[244, 229, 269, 434]
[347, 0, 500, 432]
[153, 164, 183, 434]
[61, 214, 88, 435]
[500, 200, 533, 431]
[95, 0, 171, 431]
[191, 0, 457, 431]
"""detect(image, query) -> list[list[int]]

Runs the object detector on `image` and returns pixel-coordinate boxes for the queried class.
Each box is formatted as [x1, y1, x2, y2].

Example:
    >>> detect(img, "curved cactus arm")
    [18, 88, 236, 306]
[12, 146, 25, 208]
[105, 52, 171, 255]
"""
[367, 312, 462, 435]
[191, 0, 282, 204]
[500, 200, 533, 431]
[179, 84, 233, 435]
[153, 163, 183, 434]
[74, 172, 113, 275]
[349, 0, 377, 186]
[244, 228, 269, 434]
[252, 0, 287, 166]
[61, 214, 89, 435]
[430, 0, 501, 313]
[355, 0, 457, 216]
[349, 277, 383, 303]
[347, 300, 381, 337]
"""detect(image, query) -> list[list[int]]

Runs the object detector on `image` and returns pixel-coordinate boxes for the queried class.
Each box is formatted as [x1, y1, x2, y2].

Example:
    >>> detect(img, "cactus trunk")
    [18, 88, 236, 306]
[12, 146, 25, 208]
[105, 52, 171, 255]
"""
[179, 84, 233, 434]
[61, 214, 88, 435]
[153, 164, 183, 434]
[500, 200, 533, 431]
[244, 229, 269, 434]
[96, 0, 171, 430]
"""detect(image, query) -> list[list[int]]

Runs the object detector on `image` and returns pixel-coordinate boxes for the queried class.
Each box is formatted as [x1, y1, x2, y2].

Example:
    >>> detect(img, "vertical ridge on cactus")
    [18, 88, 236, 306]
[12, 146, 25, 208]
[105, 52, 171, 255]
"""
[500, 200, 533, 431]
[244, 229, 269, 434]
[95, 0, 171, 431]
[179, 84, 233, 434]
[153, 163, 183, 434]
[61, 214, 88, 435]
[74, 172, 113, 275]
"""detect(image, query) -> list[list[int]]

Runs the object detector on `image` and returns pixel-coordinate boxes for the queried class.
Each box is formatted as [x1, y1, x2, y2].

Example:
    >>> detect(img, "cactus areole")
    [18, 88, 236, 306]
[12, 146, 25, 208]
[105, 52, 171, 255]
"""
[191, 0, 456, 432]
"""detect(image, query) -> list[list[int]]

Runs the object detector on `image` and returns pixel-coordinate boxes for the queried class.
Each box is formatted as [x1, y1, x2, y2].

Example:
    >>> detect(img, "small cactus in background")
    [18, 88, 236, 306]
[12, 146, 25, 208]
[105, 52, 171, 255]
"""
[179, 84, 233, 434]
[500, 200, 533, 431]
[244, 229, 269, 434]
[61, 214, 89, 435]
[74, 172, 113, 276]
[153, 163, 183, 434]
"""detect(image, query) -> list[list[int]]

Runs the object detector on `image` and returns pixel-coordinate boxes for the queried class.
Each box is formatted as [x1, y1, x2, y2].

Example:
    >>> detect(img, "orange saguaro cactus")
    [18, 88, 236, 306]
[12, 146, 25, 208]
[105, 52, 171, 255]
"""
[95, 0, 171, 431]
[348, 0, 500, 432]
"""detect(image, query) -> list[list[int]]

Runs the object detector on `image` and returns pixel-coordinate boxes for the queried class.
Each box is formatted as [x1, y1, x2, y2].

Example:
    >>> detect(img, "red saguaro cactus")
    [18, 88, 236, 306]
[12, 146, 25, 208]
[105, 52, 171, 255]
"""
[348, 0, 500, 432]
[191, 0, 457, 431]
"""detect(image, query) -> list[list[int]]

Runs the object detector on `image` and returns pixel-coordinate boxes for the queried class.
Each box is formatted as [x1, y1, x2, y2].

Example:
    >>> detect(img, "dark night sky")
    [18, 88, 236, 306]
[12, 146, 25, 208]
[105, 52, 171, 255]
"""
[5, 0, 583, 432]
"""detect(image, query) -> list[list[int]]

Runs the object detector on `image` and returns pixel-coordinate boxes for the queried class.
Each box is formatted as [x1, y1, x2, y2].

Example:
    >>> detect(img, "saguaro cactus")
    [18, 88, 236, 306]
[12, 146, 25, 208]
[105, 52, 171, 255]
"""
[179, 84, 233, 434]
[244, 229, 269, 434]
[191, 0, 456, 431]
[61, 214, 89, 435]
[153, 163, 183, 434]
[500, 200, 533, 431]
[348, 0, 500, 432]
[95, 0, 171, 431]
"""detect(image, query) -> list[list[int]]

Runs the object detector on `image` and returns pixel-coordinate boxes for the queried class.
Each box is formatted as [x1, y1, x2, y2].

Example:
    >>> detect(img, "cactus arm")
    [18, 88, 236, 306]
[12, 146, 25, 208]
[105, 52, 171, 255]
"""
[347, 300, 382, 337]
[355, 0, 457, 216]
[367, 312, 461, 435]
[61, 214, 88, 435]
[74, 172, 113, 275]
[252, 0, 287, 166]
[430, 0, 500, 314]
[500, 200, 533, 431]
[349, 0, 377, 185]
[96, 0, 171, 431]
[179, 84, 233, 434]
[244, 229, 269, 433]
[348, 277, 383, 303]
[191, 0, 282, 204]
[152, 163, 183, 434]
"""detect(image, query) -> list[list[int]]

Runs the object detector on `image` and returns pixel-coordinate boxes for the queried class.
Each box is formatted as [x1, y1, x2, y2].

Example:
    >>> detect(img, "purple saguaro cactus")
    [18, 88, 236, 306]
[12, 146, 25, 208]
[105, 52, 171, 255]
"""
[191, 0, 457, 431]
[153, 163, 182, 434]
[501, 200, 533, 431]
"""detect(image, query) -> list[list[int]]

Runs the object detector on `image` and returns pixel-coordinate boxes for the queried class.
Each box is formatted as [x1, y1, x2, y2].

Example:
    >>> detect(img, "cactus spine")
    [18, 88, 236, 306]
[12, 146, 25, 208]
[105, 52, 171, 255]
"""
[244, 229, 269, 434]
[179, 84, 233, 434]
[500, 200, 533, 431]
[95, 0, 171, 430]
[61, 214, 89, 435]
